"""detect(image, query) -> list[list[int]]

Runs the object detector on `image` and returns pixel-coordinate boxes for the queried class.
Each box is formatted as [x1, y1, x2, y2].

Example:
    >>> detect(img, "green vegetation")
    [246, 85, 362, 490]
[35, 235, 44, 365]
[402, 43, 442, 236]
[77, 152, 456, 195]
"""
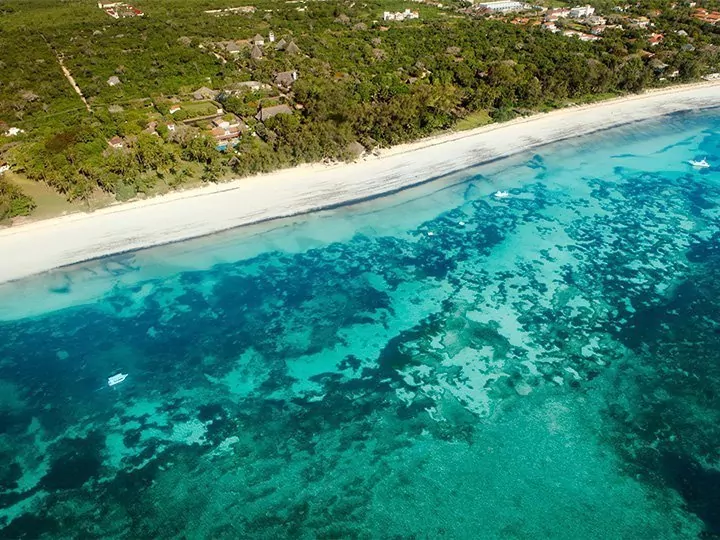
[0, 0, 719, 218]
[455, 110, 493, 130]
[0, 178, 35, 221]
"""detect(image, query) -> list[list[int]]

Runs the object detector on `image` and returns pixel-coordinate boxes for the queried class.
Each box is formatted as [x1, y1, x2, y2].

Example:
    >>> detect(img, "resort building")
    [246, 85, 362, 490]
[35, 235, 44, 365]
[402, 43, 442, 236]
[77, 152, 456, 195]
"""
[629, 17, 650, 28]
[98, 2, 144, 18]
[545, 8, 570, 21]
[255, 104, 293, 122]
[275, 70, 299, 88]
[108, 136, 124, 149]
[693, 8, 720, 24]
[586, 15, 606, 26]
[251, 45, 263, 60]
[563, 29, 600, 41]
[204, 6, 256, 15]
[648, 33, 664, 46]
[192, 87, 217, 101]
[476, 1, 526, 13]
[210, 115, 247, 150]
[383, 9, 420, 20]
[569, 5, 595, 17]
[225, 42, 242, 54]
[226, 81, 272, 93]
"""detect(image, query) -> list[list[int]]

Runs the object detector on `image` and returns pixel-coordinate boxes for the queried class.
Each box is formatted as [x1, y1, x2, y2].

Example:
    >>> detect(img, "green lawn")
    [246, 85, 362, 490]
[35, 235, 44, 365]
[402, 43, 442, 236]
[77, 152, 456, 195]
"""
[177, 101, 219, 117]
[454, 110, 493, 131]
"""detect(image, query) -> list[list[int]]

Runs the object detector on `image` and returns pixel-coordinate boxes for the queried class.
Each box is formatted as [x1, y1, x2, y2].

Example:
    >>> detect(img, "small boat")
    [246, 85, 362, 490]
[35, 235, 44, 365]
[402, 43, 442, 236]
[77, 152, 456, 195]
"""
[689, 158, 710, 168]
[494, 190, 510, 199]
[108, 373, 128, 387]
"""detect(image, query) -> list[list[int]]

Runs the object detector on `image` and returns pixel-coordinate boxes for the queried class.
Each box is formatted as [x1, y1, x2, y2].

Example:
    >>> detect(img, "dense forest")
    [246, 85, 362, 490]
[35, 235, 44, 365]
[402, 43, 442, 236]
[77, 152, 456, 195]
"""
[0, 0, 719, 219]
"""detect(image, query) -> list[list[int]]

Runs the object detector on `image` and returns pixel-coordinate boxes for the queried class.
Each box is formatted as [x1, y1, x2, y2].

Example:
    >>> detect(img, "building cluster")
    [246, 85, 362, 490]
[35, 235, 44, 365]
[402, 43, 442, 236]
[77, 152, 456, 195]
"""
[694, 8, 720, 24]
[382, 9, 420, 21]
[539, 5, 615, 40]
[204, 6, 256, 15]
[97, 2, 144, 18]
[212, 32, 301, 60]
[106, 67, 300, 152]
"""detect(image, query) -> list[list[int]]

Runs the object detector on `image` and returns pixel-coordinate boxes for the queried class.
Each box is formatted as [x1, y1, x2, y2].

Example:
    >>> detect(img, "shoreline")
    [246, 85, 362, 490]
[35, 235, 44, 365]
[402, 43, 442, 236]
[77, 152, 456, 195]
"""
[1, 81, 719, 284]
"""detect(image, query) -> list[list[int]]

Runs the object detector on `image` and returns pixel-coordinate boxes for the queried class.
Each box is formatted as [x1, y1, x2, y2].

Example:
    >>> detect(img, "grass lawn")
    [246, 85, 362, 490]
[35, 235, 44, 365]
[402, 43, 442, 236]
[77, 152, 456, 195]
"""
[178, 101, 219, 117]
[454, 110, 493, 131]
[8, 173, 115, 220]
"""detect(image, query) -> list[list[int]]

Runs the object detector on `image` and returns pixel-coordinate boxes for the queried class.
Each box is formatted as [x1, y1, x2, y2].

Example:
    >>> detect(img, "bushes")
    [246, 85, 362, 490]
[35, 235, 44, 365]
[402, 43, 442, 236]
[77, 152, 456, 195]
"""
[0, 180, 35, 221]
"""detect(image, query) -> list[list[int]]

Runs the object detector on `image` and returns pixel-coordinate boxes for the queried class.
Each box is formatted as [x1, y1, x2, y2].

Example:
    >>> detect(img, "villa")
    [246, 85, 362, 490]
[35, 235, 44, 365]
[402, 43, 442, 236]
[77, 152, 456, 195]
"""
[649, 33, 664, 45]
[108, 136, 124, 149]
[255, 104, 293, 122]
[193, 87, 217, 101]
[563, 29, 600, 41]
[275, 70, 299, 88]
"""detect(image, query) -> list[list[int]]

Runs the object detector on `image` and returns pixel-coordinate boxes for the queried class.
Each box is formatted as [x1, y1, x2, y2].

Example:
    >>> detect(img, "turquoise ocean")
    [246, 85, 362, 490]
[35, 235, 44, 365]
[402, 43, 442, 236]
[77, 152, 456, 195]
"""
[0, 110, 719, 538]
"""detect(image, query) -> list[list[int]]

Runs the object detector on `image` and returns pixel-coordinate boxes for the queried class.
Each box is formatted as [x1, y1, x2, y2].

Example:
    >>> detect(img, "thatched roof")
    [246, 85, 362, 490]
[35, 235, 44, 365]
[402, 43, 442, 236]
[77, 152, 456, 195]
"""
[255, 104, 292, 122]
[274, 70, 298, 87]
[285, 41, 300, 55]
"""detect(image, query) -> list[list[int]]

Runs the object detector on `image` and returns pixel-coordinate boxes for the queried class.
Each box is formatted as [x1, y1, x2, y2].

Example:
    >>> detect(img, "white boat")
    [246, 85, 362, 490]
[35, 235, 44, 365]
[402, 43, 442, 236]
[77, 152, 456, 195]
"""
[494, 190, 510, 199]
[689, 158, 710, 168]
[108, 373, 128, 386]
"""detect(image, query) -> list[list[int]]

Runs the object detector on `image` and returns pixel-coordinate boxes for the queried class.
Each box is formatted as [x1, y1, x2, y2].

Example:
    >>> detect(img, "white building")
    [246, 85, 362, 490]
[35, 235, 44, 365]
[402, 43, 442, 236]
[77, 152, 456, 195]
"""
[383, 9, 420, 20]
[0, 162, 9, 174]
[5, 127, 24, 136]
[477, 1, 526, 12]
[569, 5, 595, 17]
[563, 29, 599, 41]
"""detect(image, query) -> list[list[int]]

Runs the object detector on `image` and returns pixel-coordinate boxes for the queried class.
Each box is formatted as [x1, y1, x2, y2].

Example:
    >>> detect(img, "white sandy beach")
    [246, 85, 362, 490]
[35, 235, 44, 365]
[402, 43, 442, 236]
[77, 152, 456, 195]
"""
[0, 81, 718, 283]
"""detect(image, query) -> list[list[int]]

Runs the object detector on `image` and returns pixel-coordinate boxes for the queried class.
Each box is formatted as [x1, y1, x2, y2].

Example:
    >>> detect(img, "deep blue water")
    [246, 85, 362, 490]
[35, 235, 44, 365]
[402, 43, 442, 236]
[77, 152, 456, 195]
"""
[0, 111, 719, 538]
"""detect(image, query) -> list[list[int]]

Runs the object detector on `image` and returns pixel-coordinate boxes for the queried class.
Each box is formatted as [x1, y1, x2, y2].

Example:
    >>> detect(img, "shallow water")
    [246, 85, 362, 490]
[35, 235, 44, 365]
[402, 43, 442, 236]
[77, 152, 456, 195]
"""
[1, 111, 719, 539]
